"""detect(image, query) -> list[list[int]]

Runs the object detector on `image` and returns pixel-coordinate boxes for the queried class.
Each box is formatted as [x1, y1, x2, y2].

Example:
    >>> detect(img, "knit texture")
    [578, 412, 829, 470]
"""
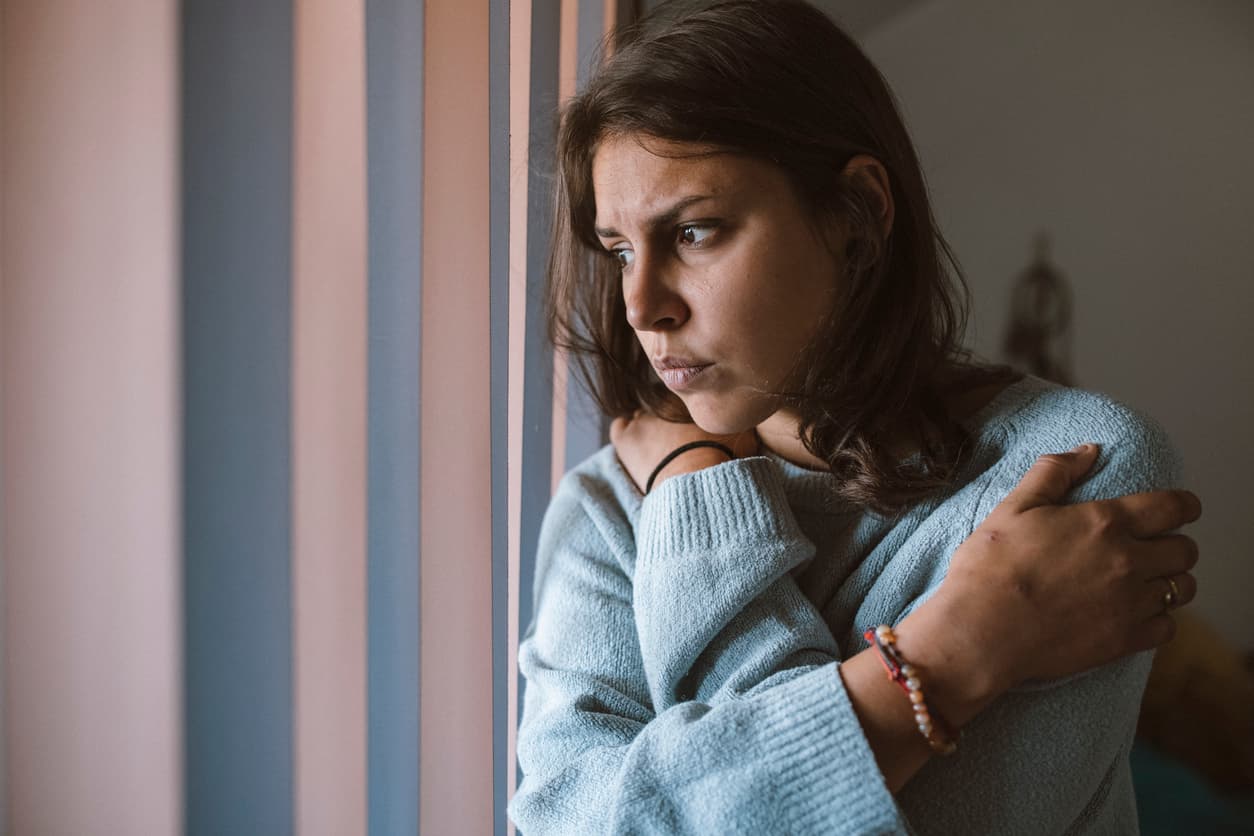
[509, 377, 1182, 835]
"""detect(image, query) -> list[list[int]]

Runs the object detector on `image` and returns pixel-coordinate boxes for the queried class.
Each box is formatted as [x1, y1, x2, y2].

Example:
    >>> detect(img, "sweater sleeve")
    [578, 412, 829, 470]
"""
[508, 457, 909, 836]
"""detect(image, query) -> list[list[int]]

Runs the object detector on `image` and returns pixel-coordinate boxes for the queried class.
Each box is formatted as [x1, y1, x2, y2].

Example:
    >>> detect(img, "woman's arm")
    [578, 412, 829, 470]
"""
[509, 480, 907, 835]
[852, 443, 1198, 791]
[510, 420, 1198, 833]
[614, 414, 1198, 795]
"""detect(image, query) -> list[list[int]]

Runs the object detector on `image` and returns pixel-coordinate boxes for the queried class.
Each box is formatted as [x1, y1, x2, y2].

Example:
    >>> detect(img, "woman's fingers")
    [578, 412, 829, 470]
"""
[1134, 571, 1198, 621]
[1126, 613, 1179, 655]
[1003, 444, 1100, 511]
[1163, 571, 1198, 609]
[1126, 533, 1200, 581]
[1003, 449, 1202, 539]
[946, 458, 1204, 687]
[1099, 489, 1202, 538]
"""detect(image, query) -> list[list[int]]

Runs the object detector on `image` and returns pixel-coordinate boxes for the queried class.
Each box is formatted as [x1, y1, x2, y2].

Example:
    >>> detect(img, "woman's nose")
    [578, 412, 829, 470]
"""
[623, 255, 689, 332]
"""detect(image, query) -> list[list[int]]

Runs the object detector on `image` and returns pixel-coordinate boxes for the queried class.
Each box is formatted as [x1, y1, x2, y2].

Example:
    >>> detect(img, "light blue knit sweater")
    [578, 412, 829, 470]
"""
[508, 376, 1181, 835]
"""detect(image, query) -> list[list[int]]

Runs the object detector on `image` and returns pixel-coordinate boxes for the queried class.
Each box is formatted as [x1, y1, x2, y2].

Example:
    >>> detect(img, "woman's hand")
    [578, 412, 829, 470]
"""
[896, 443, 1202, 726]
[610, 411, 758, 493]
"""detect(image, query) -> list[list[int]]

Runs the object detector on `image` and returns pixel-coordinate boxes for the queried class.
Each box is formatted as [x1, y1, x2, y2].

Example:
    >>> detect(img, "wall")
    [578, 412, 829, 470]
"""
[1, 2, 182, 833]
[864, 0, 1254, 647]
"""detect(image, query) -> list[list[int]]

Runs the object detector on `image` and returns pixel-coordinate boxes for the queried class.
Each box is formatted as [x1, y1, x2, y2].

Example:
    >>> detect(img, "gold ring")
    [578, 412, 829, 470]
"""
[1162, 576, 1181, 611]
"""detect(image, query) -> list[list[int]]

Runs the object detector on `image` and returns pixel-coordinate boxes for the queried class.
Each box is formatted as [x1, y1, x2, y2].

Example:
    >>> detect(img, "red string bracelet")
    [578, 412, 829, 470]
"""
[864, 625, 959, 756]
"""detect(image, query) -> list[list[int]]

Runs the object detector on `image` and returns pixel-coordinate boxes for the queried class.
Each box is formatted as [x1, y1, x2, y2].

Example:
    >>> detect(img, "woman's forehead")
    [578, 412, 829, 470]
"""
[592, 135, 730, 185]
[591, 136, 774, 228]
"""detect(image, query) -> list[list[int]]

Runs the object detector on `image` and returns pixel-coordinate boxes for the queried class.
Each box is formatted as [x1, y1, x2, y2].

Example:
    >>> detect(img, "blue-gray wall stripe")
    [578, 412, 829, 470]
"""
[489, 0, 512, 832]
[181, 2, 294, 833]
[365, 1, 424, 834]
[563, 381, 606, 469]
[576, 0, 606, 88]
[564, 0, 612, 471]
[516, 0, 563, 789]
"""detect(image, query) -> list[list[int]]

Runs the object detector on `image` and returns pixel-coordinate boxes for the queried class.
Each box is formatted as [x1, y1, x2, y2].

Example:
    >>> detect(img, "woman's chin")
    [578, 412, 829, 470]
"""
[682, 395, 770, 437]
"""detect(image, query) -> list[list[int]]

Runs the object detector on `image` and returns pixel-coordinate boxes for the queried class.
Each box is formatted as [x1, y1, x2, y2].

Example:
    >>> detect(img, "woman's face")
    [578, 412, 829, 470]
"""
[592, 134, 844, 435]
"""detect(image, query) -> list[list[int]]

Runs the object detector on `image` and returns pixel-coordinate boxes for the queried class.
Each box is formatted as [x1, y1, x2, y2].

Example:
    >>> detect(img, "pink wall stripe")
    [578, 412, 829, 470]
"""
[292, 0, 369, 833]
[0, 4, 7, 825]
[420, 0, 494, 831]
[507, 1, 533, 831]
[0, 2, 181, 832]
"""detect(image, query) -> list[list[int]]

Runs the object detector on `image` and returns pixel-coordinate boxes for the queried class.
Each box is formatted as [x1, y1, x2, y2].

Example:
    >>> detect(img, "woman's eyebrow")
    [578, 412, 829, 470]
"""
[594, 193, 718, 239]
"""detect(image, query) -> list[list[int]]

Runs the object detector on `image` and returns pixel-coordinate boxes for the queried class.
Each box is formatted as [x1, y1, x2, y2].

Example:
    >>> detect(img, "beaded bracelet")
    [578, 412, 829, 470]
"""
[863, 625, 959, 756]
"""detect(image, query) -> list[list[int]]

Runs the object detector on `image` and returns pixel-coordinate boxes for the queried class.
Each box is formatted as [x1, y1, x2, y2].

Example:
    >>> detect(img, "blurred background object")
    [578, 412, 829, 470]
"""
[1002, 235, 1074, 386]
[1137, 610, 1254, 795]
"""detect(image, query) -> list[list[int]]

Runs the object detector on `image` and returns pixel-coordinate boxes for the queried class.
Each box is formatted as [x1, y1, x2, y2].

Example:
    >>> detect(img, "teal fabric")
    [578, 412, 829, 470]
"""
[509, 376, 1182, 835]
[1131, 740, 1254, 836]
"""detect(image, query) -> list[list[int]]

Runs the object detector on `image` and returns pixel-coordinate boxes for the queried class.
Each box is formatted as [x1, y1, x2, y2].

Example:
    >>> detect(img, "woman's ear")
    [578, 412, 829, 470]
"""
[842, 154, 895, 239]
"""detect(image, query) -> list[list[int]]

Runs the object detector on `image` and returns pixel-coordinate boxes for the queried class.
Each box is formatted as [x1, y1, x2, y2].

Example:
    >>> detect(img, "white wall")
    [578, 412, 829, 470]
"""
[864, 0, 1254, 647]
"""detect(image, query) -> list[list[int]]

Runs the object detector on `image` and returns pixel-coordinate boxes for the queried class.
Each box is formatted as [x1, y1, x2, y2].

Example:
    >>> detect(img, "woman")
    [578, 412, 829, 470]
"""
[509, 1, 1202, 833]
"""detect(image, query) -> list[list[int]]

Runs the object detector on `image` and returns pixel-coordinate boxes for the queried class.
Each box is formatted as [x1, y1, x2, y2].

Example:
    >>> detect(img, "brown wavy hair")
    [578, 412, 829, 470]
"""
[548, 0, 1013, 514]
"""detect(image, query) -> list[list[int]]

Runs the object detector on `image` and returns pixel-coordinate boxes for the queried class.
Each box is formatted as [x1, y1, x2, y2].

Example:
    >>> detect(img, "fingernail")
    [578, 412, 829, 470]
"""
[1071, 443, 1094, 453]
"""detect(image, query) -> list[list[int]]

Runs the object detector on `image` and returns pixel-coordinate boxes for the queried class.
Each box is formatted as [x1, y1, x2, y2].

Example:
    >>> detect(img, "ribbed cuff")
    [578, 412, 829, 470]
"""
[638, 456, 806, 556]
[633, 457, 819, 711]
[759, 663, 910, 835]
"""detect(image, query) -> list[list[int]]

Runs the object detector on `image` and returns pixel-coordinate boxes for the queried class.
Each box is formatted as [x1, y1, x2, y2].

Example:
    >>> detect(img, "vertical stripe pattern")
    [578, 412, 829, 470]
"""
[1, 2, 181, 833]
[365, 0, 425, 833]
[489, 0, 513, 833]
[564, 0, 613, 473]
[517, 0, 562, 731]
[182, 1, 295, 832]
[0, 1, 632, 832]
[506, 3, 535, 830]
[293, 0, 369, 833]
[419, 0, 494, 832]
[0, 9, 7, 827]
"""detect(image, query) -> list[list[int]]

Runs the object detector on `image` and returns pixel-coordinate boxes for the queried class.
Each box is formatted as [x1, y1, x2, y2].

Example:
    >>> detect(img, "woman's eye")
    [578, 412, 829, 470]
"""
[611, 247, 634, 269]
[678, 224, 715, 247]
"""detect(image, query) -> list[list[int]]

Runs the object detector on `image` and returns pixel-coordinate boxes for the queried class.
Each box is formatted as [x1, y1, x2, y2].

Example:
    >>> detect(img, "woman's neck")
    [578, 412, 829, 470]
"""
[756, 409, 828, 470]
[754, 378, 1016, 471]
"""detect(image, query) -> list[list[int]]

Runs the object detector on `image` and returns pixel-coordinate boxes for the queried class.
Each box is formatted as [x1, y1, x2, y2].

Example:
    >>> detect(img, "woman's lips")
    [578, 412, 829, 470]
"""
[656, 363, 712, 390]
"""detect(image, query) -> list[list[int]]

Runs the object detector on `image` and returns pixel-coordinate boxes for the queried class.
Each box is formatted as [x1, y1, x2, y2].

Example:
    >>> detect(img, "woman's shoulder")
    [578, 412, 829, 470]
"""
[554, 443, 642, 517]
[970, 375, 1183, 496]
[539, 444, 642, 575]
